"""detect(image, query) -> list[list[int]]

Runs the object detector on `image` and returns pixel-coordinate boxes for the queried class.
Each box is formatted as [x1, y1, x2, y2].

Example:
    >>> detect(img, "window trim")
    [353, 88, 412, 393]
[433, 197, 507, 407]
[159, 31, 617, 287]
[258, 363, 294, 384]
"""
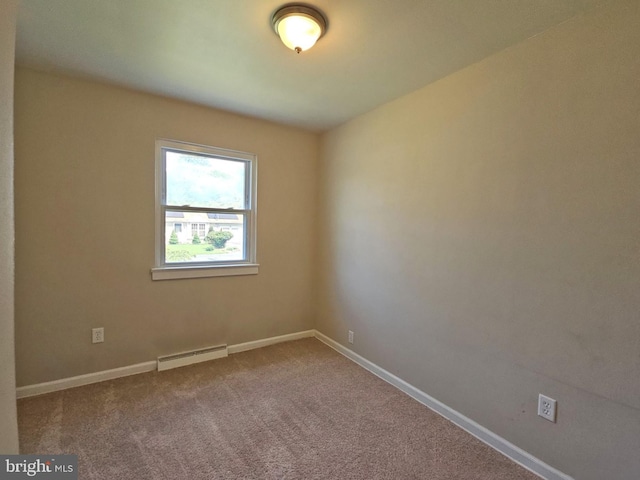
[152, 139, 258, 280]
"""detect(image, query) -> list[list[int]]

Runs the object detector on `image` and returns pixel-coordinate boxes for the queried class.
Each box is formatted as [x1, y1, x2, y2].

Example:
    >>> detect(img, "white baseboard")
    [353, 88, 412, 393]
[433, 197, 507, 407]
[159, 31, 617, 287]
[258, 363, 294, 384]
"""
[16, 329, 316, 399]
[314, 330, 573, 480]
[227, 330, 315, 354]
[16, 361, 157, 399]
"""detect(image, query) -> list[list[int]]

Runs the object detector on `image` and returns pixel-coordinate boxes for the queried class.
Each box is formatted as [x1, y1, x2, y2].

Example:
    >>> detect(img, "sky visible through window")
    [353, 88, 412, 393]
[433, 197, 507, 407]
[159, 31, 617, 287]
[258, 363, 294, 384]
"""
[165, 151, 246, 209]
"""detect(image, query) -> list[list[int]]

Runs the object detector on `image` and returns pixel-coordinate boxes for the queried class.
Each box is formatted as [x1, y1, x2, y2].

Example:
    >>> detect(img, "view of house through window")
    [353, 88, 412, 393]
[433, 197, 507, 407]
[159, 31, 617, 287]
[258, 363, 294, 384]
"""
[156, 140, 256, 267]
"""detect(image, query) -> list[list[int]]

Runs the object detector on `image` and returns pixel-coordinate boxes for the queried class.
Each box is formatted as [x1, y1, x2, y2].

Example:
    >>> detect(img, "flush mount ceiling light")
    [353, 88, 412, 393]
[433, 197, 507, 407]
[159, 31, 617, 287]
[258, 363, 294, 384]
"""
[271, 4, 327, 54]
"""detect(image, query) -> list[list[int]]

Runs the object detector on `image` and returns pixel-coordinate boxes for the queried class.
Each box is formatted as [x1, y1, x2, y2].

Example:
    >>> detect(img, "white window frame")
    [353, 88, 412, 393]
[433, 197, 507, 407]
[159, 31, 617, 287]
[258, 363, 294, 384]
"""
[151, 139, 258, 280]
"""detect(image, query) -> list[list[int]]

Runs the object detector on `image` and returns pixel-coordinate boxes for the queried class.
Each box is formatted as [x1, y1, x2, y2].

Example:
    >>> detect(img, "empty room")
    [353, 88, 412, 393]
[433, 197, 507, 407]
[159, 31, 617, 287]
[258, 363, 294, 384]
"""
[1, 0, 638, 479]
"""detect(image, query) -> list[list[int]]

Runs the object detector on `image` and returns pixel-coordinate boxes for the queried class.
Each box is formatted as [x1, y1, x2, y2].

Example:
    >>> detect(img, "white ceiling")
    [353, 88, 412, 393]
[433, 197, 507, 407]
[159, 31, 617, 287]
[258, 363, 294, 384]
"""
[16, 0, 606, 131]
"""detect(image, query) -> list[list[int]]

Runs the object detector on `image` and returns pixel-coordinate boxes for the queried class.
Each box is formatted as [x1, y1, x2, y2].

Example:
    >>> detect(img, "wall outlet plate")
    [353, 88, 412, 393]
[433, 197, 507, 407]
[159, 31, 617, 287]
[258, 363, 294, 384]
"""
[538, 394, 557, 422]
[348, 330, 354, 344]
[92, 327, 104, 344]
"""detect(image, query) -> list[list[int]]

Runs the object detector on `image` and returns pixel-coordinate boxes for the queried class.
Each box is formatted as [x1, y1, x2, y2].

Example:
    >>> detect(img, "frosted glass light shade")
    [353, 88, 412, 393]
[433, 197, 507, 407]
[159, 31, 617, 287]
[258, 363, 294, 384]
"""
[272, 5, 327, 54]
[278, 15, 322, 52]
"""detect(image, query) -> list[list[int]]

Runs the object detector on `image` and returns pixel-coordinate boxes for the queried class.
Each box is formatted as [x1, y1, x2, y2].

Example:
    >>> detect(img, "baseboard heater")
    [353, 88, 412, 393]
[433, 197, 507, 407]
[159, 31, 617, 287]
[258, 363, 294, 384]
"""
[157, 344, 228, 372]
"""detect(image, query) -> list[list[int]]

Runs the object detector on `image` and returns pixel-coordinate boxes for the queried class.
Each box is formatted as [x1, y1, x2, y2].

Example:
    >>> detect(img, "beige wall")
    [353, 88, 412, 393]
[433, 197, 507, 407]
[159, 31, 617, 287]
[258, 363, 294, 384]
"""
[14, 68, 319, 386]
[318, 1, 640, 479]
[0, 0, 19, 454]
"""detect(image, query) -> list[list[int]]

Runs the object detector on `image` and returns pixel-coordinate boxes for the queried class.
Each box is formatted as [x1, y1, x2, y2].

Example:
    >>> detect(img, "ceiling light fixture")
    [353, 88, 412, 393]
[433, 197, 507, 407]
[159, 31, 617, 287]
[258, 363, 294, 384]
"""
[271, 4, 327, 54]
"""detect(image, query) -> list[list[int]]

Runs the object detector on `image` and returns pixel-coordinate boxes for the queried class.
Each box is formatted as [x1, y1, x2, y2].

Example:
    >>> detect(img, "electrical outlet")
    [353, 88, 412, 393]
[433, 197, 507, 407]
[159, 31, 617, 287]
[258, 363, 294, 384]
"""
[348, 330, 354, 344]
[538, 394, 557, 422]
[92, 327, 104, 344]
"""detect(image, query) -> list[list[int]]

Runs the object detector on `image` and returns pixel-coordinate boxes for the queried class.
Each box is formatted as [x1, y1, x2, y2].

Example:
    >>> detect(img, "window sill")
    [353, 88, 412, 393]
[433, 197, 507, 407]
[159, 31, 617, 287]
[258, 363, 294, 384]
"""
[151, 264, 259, 281]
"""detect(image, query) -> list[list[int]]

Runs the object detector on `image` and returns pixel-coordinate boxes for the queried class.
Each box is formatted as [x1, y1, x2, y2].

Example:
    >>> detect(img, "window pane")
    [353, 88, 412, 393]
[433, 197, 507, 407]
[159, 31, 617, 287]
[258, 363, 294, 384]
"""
[165, 150, 246, 209]
[165, 210, 245, 263]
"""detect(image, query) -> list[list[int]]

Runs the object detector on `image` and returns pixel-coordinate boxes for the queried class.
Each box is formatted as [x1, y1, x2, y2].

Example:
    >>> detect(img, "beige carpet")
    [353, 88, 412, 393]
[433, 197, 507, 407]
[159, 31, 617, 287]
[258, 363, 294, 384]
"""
[19, 338, 540, 479]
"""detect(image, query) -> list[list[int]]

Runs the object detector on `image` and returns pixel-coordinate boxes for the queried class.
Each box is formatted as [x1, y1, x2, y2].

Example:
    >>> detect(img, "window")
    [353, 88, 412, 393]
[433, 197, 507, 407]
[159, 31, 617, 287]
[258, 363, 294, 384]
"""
[152, 139, 258, 280]
[191, 223, 206, 238]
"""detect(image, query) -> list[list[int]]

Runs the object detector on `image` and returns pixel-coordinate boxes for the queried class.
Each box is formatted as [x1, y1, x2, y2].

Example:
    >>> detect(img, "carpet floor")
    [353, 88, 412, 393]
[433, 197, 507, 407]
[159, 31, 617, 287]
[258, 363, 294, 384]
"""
[18, 338, 540, 479]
